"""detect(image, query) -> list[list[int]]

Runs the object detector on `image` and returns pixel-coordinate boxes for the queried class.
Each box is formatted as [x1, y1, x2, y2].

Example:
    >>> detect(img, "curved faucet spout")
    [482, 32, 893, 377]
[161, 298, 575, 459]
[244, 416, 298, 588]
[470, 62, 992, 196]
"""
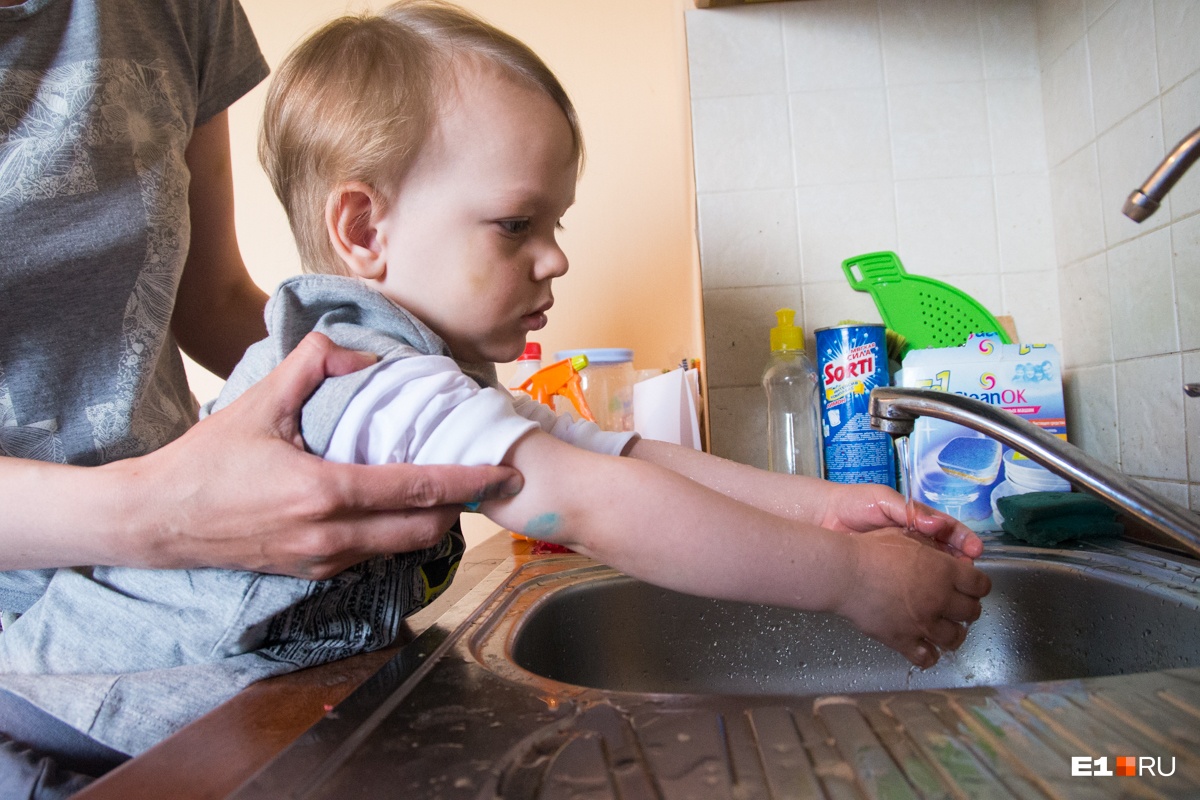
[1123, 124, 1200, 222]
[869, 387, 1200, 558]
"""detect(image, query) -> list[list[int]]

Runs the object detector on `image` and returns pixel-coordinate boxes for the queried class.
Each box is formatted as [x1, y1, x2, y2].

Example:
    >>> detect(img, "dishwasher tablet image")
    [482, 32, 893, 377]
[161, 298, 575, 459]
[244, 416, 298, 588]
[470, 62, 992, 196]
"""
[895, 334, 1068, 531]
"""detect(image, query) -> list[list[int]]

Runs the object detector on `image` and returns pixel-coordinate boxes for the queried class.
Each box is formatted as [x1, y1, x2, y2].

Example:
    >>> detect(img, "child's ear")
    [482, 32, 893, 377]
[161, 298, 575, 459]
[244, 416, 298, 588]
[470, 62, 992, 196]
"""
[327, 182, 387, 280]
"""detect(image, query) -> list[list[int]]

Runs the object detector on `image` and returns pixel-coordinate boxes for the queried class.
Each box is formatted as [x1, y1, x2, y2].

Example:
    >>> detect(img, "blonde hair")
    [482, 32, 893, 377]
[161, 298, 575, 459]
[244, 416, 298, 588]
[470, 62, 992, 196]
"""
[259, 0, 583, 274]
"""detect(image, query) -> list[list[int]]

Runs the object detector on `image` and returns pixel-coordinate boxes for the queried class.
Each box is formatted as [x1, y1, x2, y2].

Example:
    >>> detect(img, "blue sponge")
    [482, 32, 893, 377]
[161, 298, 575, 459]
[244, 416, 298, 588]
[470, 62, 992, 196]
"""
[937, 437, 1002, 484]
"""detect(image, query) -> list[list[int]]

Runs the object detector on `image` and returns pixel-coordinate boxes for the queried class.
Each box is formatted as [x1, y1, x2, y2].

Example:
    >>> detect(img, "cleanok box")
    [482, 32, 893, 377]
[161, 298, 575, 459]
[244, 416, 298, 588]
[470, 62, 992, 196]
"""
[895, 334, 1069, 531]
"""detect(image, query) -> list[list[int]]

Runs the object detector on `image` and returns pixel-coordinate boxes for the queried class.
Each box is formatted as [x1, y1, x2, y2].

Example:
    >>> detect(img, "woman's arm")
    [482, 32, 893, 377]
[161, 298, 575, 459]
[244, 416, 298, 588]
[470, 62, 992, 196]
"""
[626, 438, 983, 559]
[171, 110, 269, 378]
[0, 334, 522, 576]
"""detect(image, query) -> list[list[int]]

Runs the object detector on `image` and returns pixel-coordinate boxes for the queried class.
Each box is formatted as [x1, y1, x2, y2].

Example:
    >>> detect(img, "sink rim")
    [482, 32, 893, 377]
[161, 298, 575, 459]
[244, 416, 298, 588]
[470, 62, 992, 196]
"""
[470, 538, 1200, 699]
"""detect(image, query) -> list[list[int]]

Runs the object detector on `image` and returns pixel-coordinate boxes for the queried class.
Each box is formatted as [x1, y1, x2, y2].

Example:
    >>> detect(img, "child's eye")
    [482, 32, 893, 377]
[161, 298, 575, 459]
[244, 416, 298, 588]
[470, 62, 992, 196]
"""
[497, 219, 531, 236]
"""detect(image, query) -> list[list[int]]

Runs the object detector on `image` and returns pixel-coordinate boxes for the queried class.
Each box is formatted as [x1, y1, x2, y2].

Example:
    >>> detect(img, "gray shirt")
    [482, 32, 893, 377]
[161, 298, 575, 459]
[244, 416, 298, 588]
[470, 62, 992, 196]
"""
[0, 0, 267, 753]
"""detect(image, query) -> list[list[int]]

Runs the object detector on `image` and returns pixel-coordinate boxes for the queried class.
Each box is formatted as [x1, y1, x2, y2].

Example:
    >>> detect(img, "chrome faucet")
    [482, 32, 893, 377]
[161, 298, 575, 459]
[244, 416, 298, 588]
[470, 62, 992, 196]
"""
[1123, 124, 1200, 222]
[869, 387, 1200, 559]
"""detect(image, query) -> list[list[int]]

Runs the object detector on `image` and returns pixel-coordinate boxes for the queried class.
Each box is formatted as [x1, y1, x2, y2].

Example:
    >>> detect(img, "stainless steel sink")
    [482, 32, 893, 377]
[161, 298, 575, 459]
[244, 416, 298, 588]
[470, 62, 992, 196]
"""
[490, 541, 1200, 696]
[233, 534, 1200, 800]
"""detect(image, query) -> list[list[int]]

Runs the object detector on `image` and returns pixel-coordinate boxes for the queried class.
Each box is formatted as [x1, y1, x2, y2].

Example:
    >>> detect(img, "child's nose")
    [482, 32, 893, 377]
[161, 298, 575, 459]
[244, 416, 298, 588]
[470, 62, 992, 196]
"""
[536, 242, 569, 280]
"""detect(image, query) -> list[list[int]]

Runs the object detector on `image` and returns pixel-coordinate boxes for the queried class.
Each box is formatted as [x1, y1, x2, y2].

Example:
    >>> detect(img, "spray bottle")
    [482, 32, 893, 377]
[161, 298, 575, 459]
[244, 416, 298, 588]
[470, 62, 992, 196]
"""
[517, 354, 596, 422]
[763, 308, 821, 477]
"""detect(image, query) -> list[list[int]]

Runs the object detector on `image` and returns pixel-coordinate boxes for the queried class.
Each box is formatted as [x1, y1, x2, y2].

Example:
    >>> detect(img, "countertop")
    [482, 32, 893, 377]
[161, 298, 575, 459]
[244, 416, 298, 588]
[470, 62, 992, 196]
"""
[74, 534, 519, 800]
[76, 533, 1200, 799]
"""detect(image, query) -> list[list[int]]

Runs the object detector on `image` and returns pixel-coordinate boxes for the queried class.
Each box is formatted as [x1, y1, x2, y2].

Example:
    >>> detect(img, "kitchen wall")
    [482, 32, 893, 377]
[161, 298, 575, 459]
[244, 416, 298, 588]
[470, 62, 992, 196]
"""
[1037, 0, 1199, 510]
[687, 0, 1199, 510]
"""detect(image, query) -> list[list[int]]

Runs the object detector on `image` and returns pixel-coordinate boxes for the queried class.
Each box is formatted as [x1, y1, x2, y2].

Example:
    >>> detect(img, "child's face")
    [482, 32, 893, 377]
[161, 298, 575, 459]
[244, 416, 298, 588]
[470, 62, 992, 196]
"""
[370, 63, 578, 364]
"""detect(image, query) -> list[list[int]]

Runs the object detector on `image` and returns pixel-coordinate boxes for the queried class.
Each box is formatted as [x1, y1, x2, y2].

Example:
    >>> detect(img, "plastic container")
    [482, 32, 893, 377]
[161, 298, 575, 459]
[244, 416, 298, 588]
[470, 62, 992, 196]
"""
[762, 309, 821, 477]
[507, 342, 543, 394]
[554, 348, 635, 432]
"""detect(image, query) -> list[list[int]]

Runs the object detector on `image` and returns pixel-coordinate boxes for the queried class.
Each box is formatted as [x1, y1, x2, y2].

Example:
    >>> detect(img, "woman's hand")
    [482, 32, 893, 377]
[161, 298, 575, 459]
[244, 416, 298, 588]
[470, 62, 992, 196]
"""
[813, 482, 984, 560]
[120, 333, 522, 578]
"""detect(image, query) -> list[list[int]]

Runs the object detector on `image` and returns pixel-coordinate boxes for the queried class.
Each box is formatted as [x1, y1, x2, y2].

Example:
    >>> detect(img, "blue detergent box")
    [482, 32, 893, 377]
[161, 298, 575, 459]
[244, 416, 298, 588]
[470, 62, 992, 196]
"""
[894, 334, 1069, 532]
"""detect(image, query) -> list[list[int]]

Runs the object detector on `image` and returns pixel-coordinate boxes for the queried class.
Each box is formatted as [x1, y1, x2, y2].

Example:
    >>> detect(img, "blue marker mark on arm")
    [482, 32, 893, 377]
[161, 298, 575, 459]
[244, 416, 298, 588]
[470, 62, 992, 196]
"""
[524, 512, 563, 540]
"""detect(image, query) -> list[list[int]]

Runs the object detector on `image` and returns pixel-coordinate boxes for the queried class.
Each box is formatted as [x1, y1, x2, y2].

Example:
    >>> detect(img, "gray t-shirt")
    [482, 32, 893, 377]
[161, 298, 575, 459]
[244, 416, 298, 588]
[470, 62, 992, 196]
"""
[0, 0, 268, 614]
[0, 0, 267, 751]
[0, 0, 267, 467]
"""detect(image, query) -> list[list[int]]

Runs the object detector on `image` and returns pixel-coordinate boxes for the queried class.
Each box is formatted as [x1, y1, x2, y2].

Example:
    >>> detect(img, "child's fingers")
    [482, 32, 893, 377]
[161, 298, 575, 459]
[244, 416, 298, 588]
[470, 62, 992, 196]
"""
[915, 514, 984, 559]
[943, 592, 983, 624]
[955, 564, 992, 598]
[906, 640, 939, 669]
[925, 618, 968, 652]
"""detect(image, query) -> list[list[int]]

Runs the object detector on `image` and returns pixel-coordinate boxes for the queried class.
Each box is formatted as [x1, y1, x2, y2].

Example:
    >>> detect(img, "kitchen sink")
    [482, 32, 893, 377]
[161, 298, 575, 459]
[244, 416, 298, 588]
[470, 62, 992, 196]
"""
[485, 542, 1200, 696]
[232, 534, 1200, 799]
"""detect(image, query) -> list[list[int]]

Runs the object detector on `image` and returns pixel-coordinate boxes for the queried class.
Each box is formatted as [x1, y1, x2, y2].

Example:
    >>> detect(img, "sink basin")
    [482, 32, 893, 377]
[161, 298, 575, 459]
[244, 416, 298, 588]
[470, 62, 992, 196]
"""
[496, 544, 1200, 696]
[234, 535, 1200, 800]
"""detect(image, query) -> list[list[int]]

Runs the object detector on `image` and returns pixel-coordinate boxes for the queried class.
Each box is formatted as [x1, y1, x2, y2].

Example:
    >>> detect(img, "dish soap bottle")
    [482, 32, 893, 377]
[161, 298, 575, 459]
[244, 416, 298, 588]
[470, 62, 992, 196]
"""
[507, 342, 543, 395]
[763, 308, 821, 477]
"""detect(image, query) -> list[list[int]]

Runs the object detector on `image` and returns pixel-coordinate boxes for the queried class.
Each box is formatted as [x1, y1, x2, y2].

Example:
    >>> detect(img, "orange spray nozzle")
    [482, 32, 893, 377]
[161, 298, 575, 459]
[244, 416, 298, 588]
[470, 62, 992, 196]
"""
[517, 355, 596, 422]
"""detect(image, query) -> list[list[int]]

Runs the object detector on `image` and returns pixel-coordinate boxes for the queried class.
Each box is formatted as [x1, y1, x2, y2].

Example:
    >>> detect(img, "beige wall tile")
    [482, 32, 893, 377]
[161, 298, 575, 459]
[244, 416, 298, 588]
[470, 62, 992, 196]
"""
[1088, 0, 1160, 134]
[702, 285, 804, 390]
[1107, 228, 1179, 360]
[790, 88, 892, 186]
[781, 0, 883, 91]
[879, 0, 982, 86]
[1041, 38, 1095, 166]
[795, 182, 899, 283]
[894, 176, 999, 276]
[1173, 214, 1200, 351]
[697, 189, 800, 290]
[1058, 254, 1115, 369]
[1115, 354, 1187, 479]
[1050, 145, 1106, 264]
[691, 94, 792, 193]
[988, 78, 1050, 175]
[685, 7, 784, 98]
[1064, 364, 1120, 463]
[1154, 0, 1200, 91]
[981, 0, 1040, 80]
[889, 82, 991, 180]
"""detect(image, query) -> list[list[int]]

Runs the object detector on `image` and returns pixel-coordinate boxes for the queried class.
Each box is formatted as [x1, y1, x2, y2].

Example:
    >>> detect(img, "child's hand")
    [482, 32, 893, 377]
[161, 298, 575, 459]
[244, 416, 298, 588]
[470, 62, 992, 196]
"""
[815, 482, 984, 560]
[834, 529, 992, 668]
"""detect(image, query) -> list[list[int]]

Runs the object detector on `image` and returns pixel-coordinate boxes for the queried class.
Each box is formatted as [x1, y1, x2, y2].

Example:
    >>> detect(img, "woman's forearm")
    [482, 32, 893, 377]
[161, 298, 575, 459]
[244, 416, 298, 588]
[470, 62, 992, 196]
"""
[0, 456, 140, 569]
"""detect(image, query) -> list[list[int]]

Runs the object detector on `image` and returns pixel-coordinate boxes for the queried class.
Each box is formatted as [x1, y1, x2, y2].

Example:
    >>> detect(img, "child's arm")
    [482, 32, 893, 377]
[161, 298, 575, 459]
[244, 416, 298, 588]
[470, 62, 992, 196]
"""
[625, 438, 983, 560]
[482, 430, 990, 667]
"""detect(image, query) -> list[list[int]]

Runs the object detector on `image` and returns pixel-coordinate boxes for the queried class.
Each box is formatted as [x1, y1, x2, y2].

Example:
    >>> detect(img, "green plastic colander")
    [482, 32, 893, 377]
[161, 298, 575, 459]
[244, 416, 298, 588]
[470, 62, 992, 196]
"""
[841, 251, 1011, 351]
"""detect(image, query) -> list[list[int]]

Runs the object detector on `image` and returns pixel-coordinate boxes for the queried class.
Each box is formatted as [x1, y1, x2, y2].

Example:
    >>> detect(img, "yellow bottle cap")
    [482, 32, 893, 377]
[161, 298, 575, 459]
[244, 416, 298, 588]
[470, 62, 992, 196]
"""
[769, 308, 804, 352]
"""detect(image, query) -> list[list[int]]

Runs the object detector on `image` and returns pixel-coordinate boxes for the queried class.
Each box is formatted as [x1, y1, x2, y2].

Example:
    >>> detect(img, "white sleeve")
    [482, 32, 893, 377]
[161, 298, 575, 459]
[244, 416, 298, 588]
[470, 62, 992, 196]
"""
[325, 356, 538, 467]
[509, 392, 639, 456]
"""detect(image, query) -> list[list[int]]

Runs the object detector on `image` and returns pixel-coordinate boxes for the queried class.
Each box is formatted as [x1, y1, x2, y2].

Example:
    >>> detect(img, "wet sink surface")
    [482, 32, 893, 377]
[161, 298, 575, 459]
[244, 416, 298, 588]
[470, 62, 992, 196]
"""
[231, 536, 1200, 800]
[503, 547, 1200, 695]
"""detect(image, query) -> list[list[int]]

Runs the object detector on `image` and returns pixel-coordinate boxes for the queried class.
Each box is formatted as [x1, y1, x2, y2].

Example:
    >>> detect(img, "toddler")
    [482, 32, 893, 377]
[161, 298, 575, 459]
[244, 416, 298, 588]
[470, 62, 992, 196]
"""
[0, 0, 989, 757]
